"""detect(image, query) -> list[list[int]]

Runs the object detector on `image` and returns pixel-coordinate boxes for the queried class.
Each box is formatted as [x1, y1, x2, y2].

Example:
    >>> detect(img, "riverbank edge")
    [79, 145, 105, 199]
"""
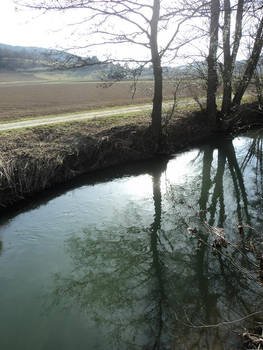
[0, 103, 262, 211]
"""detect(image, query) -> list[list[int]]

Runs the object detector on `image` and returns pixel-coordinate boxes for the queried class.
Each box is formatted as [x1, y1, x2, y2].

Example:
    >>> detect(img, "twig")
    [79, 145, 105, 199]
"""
[185, 311, 263, 329]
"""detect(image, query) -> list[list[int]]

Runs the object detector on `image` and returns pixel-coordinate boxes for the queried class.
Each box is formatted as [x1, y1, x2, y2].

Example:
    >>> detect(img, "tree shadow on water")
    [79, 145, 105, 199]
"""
[50, 136, 263, 350]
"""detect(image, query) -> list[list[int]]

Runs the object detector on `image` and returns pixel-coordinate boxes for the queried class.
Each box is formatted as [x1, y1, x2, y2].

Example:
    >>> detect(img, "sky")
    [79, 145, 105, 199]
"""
[0, 1, 131, 52]
[0, 0, 206, 65]
[0, 0, 153, 61]
[0, 0, 74, 50]
[0, 0, 254, 67]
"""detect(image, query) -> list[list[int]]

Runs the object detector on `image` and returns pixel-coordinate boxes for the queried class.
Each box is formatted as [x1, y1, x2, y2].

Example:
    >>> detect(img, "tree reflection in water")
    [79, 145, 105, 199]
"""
[52, 135, 263, 350]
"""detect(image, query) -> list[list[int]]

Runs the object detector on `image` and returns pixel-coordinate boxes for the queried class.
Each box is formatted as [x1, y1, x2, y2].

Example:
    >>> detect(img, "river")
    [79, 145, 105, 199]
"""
[0, 131, 263, 349]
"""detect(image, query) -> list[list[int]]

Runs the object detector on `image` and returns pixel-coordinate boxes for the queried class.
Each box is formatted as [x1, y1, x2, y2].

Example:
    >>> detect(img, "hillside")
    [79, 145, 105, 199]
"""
[0, 43, 99, 73]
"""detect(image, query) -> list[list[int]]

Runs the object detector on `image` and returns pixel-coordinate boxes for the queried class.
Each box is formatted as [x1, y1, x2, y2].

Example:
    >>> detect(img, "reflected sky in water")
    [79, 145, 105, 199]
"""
[0, 131, 263, 350]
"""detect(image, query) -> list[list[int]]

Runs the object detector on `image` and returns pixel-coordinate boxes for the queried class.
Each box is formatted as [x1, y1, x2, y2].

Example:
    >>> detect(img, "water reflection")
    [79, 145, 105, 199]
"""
[52, 135, 263, 349]
[196, 140, 252, 229]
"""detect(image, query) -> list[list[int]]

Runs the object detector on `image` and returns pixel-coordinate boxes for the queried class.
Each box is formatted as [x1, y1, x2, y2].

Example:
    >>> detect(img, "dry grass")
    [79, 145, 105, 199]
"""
[0, 114, 151, 207]
[0, 110, 214, 208]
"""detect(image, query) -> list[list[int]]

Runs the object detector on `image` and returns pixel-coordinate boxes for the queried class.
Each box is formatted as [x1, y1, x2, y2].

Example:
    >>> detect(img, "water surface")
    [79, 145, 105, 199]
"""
[0, 132, 263, 349]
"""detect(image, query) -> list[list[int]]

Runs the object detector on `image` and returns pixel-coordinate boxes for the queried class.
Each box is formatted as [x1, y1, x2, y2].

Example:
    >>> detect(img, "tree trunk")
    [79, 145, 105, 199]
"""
[207, 0, 220, 123]
[231, 0, 244, 69]
[221, 0, 232, 116]
[221, 0, 244, 116]
[232, 15, 263, 108]
[150, 0, 162, 149]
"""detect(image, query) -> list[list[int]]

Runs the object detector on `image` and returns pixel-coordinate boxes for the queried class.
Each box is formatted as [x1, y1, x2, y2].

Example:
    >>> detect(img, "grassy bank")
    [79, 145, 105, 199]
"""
[0, 108, 215, 209]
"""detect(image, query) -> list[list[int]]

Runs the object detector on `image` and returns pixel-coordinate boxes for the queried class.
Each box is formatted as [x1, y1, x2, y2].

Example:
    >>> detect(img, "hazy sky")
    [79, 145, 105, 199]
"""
[0, 1, 58, 48]
[0, 0, 208, 65]
[0, 0, 151, 59]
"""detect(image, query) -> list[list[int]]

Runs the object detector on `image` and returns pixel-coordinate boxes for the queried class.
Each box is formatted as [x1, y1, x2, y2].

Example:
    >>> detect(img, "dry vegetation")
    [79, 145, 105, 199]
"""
[0, 110, 213, 209]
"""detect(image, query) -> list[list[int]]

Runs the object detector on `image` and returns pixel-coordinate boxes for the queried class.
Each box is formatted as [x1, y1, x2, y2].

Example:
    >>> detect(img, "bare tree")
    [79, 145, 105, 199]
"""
[194, 0, 263, 120]
[232, 11, 263, 109]
[17, 0, 203, 149]
[207, 0, 220, 122]
[218, 1, 263, 115]
[221, 0, 244, 116]
[217, 0, 263, 114]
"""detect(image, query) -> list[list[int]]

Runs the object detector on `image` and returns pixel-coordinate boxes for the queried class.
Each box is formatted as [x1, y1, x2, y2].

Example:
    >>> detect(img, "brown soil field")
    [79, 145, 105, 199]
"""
[0, 80, 203, 121]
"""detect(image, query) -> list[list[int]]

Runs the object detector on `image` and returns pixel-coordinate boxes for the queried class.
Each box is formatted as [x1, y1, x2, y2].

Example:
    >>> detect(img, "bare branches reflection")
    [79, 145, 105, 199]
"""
[51, 134, 263, 350]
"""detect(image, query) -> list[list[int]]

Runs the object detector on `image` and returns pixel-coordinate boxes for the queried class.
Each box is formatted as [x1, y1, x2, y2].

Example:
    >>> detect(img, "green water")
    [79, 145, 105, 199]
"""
[0, 132, 263, 349]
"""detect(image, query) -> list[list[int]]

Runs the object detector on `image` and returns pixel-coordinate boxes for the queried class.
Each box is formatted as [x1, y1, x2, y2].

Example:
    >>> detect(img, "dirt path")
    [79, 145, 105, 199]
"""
[0, 102, 173, 131]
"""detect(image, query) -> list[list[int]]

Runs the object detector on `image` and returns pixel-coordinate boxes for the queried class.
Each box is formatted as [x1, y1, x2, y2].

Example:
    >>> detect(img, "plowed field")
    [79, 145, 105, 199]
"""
[0, 79, 199, 121]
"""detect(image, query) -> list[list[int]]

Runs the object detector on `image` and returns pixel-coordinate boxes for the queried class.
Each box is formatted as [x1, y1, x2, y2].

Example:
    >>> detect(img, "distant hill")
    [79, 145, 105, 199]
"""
[0, 43, 188, 80]
[0, 43, 99, 72]
[0, 43, 250, 82]
[0, 43, 195, 81]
